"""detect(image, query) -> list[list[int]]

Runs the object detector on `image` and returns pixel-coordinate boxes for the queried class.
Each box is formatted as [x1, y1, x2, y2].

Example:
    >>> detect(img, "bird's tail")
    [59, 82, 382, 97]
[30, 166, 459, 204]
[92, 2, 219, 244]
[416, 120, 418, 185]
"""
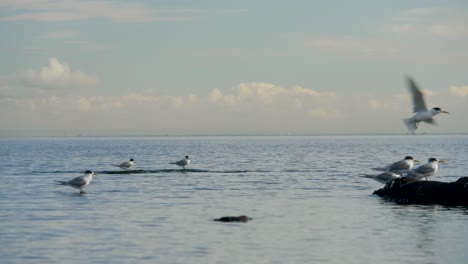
[371, 167, 386, 172]
[54, 180, 67, 185]
[111, 164, 120, 167]
[359, 174, 374, 179]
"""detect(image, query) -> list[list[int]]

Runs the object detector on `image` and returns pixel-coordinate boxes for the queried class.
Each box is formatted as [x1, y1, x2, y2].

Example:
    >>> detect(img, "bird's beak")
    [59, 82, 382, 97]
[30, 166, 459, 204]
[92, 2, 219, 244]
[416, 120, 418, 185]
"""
[438, 160, 446, 163]
[414, 159, 420, 163]
[442, 110, 449, 114]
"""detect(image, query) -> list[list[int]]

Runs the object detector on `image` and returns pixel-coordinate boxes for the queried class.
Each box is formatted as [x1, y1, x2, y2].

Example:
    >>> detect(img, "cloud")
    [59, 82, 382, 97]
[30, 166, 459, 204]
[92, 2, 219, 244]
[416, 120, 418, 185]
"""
[76, 97, 91, 112]
[0, 0, 156, 22]
[304, 36, 399, 57]
[41, 30, 79, 39]
[0, 1, 246, 23]
[309, 108, 340, 118]
[26, 57, 99, 88]
[209, 82, 336, 106]
[450, 85, 468, 97]
[368, 96, 405, 111]
[387, 7, 468, 38]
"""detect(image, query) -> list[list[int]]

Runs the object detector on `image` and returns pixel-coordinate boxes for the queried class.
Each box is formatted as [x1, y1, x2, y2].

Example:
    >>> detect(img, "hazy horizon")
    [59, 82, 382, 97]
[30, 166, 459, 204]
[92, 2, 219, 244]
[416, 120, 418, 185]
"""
[1, 1, 467, 136]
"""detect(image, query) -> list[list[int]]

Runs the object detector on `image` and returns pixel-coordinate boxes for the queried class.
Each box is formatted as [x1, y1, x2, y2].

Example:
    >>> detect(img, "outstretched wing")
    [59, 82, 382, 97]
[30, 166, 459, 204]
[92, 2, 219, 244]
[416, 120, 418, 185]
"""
[407, 77, 427, 113]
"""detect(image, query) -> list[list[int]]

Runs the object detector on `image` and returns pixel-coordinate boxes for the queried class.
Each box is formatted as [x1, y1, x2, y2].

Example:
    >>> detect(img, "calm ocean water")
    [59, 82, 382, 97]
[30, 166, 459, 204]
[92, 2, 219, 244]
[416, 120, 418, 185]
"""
[1, 135, 467, 263]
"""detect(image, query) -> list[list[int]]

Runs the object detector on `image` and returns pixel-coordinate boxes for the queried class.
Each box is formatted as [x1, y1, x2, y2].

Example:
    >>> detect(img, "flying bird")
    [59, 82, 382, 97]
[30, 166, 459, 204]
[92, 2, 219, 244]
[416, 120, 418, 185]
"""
[405, 158, 445, 181]
[54, 170, 97, 194]
[111, 158, 135, 170]
[360, 171, 402, 184]
[403, 76, 449, 134]
[372, 156, 419, 173]
[172, 155, 191, 169]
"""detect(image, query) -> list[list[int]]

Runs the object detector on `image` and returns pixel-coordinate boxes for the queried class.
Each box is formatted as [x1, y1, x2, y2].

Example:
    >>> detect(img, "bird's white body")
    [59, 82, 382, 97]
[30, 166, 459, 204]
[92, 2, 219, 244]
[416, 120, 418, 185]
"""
[403, 77, 449, 134]
[54, 170, 96, 193]
[112, 159, 135, 170]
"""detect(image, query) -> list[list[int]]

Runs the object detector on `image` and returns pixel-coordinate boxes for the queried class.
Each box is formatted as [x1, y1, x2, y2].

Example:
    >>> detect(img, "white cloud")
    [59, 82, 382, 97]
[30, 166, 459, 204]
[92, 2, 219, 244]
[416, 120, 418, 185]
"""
[26, 57, 99, 88]
[0, 1, 246, 23]
[304, 36, 399, 57]
[208, 88, 223, 103]
[309, 108, 340, 118]
[41, 30, 79, 39]
[210, 82, 336, 106]
[368, 97, 405, 111]
[387, 7, 468, 38]
[450, 85, 468, 97]
[77, 97, 92, 112]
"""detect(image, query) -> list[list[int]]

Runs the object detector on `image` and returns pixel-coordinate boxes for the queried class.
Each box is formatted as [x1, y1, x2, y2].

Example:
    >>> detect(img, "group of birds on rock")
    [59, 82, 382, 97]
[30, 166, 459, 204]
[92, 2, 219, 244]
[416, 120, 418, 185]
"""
[360, 156, 446, 184]
[359, 76, 449, 183]
[54, 155, 191, 194]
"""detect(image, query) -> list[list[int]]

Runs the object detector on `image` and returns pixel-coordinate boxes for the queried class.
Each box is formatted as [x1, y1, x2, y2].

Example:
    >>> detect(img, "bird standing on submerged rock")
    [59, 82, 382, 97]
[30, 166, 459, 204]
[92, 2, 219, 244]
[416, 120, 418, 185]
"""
[405, 158, 445, 181]
[403, 77, 449, 134]
[372, 156, 419, 174]
[111, 158, 136, 170]
[54, 170, 97, 194]
[172, 155, 191, 169]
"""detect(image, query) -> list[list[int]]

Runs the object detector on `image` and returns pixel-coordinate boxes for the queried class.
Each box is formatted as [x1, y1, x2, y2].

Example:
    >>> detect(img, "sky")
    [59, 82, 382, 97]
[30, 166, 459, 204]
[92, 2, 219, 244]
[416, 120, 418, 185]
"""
[1, 0, 467, 136]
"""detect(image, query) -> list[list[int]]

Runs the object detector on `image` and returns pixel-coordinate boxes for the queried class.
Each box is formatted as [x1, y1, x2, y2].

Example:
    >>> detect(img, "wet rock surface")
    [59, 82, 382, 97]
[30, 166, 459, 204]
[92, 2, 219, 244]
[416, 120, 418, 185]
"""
[213, 215, 252, 222]
[374, 177, 468, 205]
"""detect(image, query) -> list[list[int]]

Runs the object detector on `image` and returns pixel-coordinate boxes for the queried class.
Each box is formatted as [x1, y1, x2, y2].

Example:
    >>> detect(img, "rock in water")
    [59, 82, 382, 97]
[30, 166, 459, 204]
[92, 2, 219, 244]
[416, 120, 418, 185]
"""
[373, 177, 468, 205]
[213, 215, 252, 222]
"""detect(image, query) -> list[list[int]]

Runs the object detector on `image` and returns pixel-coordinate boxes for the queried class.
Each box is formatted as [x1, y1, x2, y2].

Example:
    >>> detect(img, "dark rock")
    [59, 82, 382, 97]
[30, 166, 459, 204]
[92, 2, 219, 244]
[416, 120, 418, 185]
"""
[213, 215, 252, 222]
[373, 177, 468, 205]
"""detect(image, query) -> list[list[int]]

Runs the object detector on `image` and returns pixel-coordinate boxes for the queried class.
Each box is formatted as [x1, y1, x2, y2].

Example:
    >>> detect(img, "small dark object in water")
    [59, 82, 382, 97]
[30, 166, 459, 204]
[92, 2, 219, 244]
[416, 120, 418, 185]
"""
[374, 177, 468, 205]
[214, 215, 252, 222]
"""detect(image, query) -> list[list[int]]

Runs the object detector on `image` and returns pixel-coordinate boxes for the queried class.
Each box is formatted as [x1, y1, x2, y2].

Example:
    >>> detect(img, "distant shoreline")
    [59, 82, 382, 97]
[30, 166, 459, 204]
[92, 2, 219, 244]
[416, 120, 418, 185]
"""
[0, 130, 467, 138]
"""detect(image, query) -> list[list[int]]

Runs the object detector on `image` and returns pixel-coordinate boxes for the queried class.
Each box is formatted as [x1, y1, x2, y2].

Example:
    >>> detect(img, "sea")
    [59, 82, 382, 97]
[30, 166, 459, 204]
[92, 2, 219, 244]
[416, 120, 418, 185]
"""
[1, 135, 467, 264]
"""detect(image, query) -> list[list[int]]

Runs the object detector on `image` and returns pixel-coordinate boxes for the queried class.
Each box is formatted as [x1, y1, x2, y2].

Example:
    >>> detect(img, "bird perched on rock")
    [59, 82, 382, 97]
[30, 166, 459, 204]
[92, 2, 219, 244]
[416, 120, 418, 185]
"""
[172, 155, 191, 169]
[405, 158, 445, 181]
[403, 76, 449, 134]
[54, 170, 97, 194]
[372, 156, 419, 174]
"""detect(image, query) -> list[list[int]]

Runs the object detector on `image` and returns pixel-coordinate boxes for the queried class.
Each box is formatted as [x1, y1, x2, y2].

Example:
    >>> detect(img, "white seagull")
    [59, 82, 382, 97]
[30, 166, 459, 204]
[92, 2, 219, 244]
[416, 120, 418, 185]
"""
[111, 158, 135, 170]
[172, 155, 191, 169]
[360, 171, 402, 184]
[54, 170, 97, 194]
[403, 76, 449, 134]
[405, 158, 445, 181]
[372, 156, 419, 173]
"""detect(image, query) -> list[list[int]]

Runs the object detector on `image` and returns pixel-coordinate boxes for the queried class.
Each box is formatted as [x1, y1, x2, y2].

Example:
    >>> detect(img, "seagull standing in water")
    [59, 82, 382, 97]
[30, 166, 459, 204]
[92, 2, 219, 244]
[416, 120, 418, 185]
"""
[405, 158, 445, 181]
[172, 155, 191, 169]
[111, 158, 135, 170]
[403, 77, 449, 134]
[54, 170, 97, 194]
[372, 156, 419, 174]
